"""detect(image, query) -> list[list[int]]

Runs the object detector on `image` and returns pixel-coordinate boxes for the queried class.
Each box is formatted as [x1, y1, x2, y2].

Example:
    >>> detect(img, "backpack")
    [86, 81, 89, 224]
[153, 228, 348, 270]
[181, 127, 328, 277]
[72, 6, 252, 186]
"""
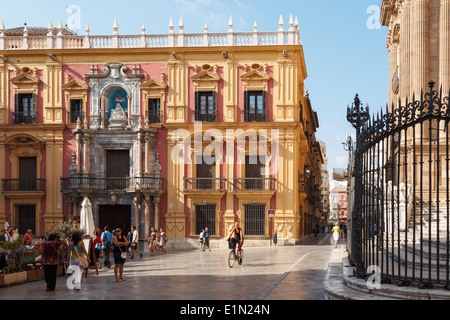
[102, 231, 113, 248]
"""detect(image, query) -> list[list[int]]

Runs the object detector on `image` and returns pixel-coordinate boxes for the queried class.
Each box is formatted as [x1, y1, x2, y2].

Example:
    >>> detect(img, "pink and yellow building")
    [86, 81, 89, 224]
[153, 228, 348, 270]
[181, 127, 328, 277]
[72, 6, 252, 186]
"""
[0, 16, 323, 246]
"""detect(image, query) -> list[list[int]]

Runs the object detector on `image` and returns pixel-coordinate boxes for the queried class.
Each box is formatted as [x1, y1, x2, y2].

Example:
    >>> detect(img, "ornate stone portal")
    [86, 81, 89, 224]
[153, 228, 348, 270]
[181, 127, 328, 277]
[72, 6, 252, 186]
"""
[61, 62, 164, 239]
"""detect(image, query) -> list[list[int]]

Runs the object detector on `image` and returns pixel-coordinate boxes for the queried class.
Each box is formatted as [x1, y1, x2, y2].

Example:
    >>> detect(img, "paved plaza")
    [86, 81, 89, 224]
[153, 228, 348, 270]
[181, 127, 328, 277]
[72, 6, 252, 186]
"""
[0, 234, 342, 301]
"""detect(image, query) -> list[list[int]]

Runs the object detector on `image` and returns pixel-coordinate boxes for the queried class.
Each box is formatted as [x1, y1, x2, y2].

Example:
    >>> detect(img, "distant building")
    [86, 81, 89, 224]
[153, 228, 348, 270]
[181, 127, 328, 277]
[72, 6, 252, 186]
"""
[330, 185, 347, 225]
[318, 140, 330, 225]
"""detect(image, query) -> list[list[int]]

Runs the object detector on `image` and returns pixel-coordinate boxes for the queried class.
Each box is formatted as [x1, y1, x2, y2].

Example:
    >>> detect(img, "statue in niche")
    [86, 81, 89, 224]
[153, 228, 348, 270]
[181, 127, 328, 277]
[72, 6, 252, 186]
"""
[110, 92, 127, 120]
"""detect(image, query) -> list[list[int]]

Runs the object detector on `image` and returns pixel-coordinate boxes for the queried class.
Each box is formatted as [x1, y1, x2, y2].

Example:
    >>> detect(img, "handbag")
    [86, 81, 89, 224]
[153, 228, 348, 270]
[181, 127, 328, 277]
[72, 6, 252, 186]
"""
[120, 251, 127, 260]
[79, 255, 89, 269]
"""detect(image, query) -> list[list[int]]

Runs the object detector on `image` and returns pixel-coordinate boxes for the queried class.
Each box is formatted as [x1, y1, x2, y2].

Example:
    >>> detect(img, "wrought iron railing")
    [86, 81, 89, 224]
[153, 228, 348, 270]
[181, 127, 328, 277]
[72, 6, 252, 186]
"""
[184, 178, 227, 191]
[2, 179, 46, 192]
[194, 109, 217, 122]
[233, 178, 275, 191]
[13, 112, 36, 124]
[61, 176, 164, 193]
[243, 109, 267, 122]
[347, 81, 450, 290]
[148, 109, 162, 124]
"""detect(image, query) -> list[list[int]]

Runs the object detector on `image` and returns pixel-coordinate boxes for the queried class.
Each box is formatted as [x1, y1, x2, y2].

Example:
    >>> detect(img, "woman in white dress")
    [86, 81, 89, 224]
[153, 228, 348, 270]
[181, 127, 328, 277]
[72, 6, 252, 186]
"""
[159, 228, 167, 255]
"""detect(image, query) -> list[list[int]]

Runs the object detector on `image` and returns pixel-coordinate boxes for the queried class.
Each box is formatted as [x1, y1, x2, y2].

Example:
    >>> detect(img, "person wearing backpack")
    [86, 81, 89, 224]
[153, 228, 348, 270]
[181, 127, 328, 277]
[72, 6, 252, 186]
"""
[202, 227, 211, 251]
[101, 226, 113, 268]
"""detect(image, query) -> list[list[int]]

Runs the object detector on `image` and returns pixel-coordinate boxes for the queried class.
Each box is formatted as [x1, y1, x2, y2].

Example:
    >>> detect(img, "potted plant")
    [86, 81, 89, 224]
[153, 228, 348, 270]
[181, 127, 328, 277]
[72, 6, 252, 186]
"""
[0, 236, 28, 286]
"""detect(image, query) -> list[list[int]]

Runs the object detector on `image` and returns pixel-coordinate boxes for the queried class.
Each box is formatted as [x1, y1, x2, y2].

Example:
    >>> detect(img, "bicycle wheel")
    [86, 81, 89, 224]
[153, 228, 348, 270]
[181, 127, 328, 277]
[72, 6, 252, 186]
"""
[228, 250, 236, 268]
[238, 249, 244, 265]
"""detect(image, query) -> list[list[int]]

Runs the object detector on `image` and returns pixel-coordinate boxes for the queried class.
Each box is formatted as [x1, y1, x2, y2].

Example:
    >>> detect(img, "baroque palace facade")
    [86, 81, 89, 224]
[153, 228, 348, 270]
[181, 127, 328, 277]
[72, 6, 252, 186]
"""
[0, 16, 323, 246]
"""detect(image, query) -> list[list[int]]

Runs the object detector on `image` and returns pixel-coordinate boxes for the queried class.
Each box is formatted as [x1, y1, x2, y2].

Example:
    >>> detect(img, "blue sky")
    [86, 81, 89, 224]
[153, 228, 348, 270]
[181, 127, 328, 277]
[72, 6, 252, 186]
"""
[1, 0, 389, 185]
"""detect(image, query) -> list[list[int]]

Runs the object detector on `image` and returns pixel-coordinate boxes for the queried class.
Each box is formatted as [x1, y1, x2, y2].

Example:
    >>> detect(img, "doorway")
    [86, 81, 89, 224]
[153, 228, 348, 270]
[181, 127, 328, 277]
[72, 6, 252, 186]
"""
[98, 205, 131, 233]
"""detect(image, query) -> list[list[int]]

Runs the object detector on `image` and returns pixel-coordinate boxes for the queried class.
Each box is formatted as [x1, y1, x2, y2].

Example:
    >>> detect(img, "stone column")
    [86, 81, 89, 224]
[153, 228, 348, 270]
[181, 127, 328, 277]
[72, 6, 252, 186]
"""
[101, 97, 105, 129]
[154, 197, 160, 230]
[138, 133, 143, 173]
[83, 136, 89, 173]
[440, 0, 450, 92]
[133, 196, 141, 232]
[399, 0, 411, 101]
[411, 0, 429, 95]
[76, 133, 82, 173]
[144, 195, 151, 238]
[128, 97, 132, 127]
[145, 134, 151, 173]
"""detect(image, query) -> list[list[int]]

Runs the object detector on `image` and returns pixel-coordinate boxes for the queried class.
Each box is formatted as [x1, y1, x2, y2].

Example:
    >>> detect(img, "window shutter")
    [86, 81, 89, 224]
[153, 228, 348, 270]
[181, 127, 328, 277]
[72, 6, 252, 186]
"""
[32, 93, 37, 122]
[263, 91, 267, 119]
[195, 91, 200, 121]
[244, 91, 249, 121]
[14, 93, 19, 123]
[213, 91, 217, 120]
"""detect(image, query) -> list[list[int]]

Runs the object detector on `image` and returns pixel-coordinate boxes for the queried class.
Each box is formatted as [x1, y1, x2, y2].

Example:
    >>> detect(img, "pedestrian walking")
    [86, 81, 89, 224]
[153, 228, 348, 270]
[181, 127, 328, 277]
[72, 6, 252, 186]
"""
[130, 225, 143, 259]
[101, 226, 113, 268]
[94, 228, 102, 265]
[202, 227, 210, 251]
[199, 228, 204, 251]
[41, 233, 63, 292]
[148, 227, 157, 255]
[159, 227, 167, 255]
[112, 228, 129, 283]
[332, 224, 340, 249]
[67, 232, 90, 290]
[126, 228, 133, 258]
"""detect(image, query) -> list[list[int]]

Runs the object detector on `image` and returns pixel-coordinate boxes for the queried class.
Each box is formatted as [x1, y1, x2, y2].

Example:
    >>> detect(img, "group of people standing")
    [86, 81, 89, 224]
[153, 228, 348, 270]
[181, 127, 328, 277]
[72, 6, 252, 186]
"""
[39, 225, 169, 292]
[147, 227, 168, 256]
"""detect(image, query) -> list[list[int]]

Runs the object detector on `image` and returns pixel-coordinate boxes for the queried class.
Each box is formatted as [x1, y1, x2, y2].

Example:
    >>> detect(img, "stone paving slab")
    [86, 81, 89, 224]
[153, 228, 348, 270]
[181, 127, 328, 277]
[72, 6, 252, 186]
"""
[0, 235, 336, 301]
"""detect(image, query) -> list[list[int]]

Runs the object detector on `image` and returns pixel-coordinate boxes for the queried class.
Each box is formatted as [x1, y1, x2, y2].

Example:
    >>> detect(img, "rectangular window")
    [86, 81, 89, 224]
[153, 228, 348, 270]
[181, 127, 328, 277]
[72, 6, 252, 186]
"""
[70, 99, 83, 124]
[244, 91, 266, 122]
[195, 91, 216, 122]
[196, 156, 216, 190]
[15, 93, 36, 124]
[245, 156, 265, 190]
[17, 205, 36, 235]
[195, 204, 216, 235]
[106, 150, 130, 190]
[19, 157, 37, 191]
[244, 204, 266, 236]
[148, 98, 161, 123]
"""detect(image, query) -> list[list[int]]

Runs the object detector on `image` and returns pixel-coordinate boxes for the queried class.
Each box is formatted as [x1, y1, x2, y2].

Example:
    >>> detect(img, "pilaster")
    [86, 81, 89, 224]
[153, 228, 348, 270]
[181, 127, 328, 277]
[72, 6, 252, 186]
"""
[440, 0, 450, 91]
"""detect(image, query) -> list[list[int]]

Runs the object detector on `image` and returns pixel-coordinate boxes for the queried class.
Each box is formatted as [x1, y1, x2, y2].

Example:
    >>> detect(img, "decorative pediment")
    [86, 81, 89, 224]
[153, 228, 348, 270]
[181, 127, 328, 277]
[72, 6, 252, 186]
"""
[240, 68, 271, 92]
[62, 79, 89, 92]
[140, 78, 167, 91]
[5, 133, 45, 150]
[10, 72, 40, 85]
[240, 69, 271, 81]
[191, 70, 221, 92]
[191, 70, 221, 82]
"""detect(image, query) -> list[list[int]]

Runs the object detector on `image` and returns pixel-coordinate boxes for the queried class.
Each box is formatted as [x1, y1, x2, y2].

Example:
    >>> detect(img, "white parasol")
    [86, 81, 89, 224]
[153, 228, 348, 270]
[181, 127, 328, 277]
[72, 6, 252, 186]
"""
[80, 197, 95, 239]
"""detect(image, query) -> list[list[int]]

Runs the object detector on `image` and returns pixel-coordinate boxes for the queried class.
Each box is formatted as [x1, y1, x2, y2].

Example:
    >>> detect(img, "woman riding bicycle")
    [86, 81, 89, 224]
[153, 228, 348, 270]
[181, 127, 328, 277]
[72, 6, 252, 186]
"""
[228, 222, 244, 261]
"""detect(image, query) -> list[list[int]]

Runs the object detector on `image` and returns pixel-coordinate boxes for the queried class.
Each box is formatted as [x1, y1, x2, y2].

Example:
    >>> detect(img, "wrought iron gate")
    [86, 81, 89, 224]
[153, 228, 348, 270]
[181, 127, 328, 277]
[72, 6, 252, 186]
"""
[348, 81, 450, 290]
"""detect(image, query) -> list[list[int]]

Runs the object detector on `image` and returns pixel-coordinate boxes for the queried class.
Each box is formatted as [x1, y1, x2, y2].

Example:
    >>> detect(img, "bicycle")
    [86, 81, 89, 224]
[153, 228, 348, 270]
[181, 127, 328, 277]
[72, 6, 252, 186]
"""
[227, 238, 244, 268]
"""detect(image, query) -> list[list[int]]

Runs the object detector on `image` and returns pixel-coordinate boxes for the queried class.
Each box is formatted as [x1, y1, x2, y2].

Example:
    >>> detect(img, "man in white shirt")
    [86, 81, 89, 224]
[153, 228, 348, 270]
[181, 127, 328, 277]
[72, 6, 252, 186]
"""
[130, 226, 143, 259]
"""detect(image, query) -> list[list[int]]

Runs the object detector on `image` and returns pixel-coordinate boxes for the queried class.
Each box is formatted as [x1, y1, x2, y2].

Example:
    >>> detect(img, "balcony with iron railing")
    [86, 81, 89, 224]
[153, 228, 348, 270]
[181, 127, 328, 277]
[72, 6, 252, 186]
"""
[233, 178, 276, 191]
[147, 109, 163, 124]
[2, 179, 46, 192]
[184, 178, 227, 191]
[13, 111, 36, 124]
[60, 176, 164, 193]
[194, 109, 217, 123]
[243, 109, 267, 122]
